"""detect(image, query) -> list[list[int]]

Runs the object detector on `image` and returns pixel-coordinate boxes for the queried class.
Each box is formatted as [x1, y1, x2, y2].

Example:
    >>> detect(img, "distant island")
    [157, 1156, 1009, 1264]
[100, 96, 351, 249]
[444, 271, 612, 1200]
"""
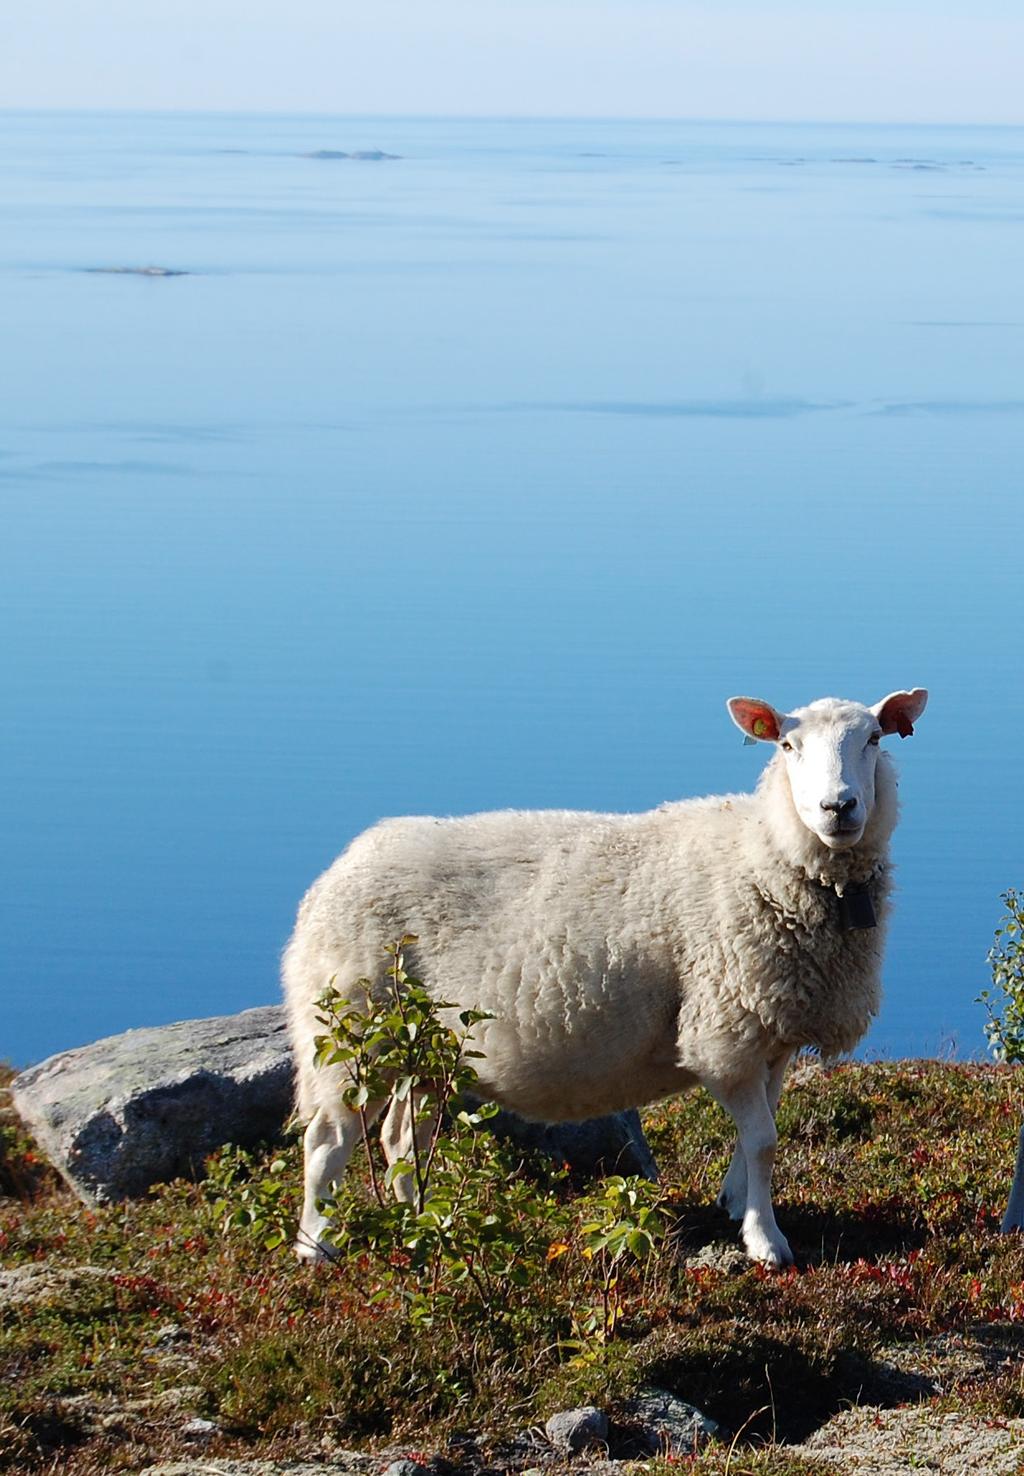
[302, 149, 400, 161]
[85, 265, 188, 277]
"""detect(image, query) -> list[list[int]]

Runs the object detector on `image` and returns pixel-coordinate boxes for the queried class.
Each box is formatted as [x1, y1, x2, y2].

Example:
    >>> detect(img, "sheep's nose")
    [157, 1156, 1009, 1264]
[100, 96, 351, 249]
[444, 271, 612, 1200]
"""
[820, 796, 858, 816]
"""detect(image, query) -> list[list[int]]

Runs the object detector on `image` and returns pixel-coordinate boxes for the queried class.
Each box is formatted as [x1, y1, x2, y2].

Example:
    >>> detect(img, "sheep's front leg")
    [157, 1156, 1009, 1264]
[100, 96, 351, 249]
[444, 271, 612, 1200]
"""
[716, 1052, 792, 1222]
[297, 1101, 385, 1263]
[709, 1070, 793, 1268]
[380, 1091, 441, 1210]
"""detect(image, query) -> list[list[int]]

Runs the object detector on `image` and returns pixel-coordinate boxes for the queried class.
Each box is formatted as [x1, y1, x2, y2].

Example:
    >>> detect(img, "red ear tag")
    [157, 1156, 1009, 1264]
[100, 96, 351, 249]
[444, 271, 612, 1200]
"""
[895, 714, 914, 738]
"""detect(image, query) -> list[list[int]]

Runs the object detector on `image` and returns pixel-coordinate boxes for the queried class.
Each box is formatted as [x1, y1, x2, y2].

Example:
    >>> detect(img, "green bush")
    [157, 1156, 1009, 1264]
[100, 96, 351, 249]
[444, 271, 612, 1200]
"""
[980, 889, 1024, 1063]
[217, 939, 667, 1355]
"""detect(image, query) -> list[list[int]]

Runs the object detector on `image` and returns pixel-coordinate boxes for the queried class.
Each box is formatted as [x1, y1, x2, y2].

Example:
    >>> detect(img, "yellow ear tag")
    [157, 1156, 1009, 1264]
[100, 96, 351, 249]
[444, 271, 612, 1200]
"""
[752, 717, 769, 737]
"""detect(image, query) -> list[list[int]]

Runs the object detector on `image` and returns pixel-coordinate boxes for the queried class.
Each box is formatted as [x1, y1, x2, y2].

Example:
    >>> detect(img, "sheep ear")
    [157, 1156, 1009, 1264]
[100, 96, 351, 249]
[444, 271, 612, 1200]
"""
[727, 697, 785, 743]
[871, 688, 928, 738]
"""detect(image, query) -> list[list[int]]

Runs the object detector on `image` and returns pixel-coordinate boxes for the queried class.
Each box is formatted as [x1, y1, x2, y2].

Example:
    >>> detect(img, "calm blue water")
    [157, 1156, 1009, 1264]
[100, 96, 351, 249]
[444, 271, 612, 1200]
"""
[2, 112, 1023, 1067]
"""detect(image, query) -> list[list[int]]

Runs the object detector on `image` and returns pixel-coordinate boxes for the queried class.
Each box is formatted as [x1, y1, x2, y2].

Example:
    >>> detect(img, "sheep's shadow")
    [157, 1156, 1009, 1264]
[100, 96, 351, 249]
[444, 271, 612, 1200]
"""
[674, 1196, 929, 1267]
[652, 1199, 941, 1444]
[624, 1338, 941, 1447]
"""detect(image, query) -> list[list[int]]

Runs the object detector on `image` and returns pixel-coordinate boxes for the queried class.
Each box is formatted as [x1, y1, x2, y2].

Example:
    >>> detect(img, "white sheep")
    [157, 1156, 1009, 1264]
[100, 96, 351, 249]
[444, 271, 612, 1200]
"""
[283, 688, 927, 1267]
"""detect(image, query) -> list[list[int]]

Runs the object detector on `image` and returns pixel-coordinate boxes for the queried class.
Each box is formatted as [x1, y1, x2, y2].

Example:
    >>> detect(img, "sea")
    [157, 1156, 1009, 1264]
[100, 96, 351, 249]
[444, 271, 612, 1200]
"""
[2, 111, 1023, 1068]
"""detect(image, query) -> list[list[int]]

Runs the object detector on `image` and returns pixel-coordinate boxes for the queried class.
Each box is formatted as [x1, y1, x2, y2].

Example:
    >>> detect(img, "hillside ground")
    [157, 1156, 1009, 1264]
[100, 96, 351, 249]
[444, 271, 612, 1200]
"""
[3, 1059, 1024, 1475]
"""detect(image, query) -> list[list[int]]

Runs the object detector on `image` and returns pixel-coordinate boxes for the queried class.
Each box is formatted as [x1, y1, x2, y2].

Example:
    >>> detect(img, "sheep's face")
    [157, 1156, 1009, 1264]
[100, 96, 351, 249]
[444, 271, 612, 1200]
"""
[728, 690, 928, 851]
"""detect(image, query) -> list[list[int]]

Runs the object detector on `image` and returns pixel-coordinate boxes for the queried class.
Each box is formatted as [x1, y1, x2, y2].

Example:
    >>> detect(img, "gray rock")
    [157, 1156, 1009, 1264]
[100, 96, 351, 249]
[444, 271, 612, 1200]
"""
[382, 1462, 430, 1476]
[483, 1103, 658, 1181]
[10, 1006, 293, 1204]
[545, 1406, 608, 1455]
[11, 1005, 657, 1203]
[795, 1405, 1024, 1476]
[621, 1386, 720, 1456]
[181, 1417, 218, 1438]
[148, 1322, 189, 1348]
[0, 1263, 117, 1308]
[684, 1241, 749, 1276]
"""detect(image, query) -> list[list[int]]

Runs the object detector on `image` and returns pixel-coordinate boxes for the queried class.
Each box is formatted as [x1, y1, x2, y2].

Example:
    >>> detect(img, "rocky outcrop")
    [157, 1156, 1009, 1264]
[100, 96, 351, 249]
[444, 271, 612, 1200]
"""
[10, 1007, 657, 1204]
[0, 1264, 119, 1309]
[10, 1007, 293, 1204]
[619, 1388, 721, 1456]
[795, 1405, 1024, 1474]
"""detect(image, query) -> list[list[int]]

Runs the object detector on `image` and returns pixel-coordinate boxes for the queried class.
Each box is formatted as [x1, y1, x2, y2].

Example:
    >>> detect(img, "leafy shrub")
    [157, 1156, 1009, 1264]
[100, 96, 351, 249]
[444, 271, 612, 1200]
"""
[980, 890, 1024, 1063]
[217, 939, 667, 1357]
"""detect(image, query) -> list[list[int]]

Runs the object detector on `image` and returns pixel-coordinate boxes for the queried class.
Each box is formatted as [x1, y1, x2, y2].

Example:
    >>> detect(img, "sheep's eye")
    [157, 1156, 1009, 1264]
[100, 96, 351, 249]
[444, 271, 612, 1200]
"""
[868, 733, 881, 747]
[780, 740, 793, 752]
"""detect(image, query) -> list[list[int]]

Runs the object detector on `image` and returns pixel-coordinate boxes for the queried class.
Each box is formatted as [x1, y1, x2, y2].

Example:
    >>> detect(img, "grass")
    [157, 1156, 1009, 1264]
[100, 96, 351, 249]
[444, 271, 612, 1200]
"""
[3, 1058, 1024, 1474]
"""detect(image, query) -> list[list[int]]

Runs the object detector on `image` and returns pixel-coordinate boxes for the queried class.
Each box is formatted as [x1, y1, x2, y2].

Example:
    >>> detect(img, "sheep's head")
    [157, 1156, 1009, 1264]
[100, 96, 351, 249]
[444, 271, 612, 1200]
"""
[727, 690, 928, 852]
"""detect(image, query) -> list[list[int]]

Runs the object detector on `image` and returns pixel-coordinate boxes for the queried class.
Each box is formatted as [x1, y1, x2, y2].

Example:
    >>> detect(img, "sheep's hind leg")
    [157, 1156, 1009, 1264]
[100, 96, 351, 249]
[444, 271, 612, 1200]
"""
[380, 1091, 441, 1209]
[716, 1052, 792, 1224]
[297, 1101, 386, 1264]
[708, 1069, 793, 1268]
[717, 1147, 748, 1222]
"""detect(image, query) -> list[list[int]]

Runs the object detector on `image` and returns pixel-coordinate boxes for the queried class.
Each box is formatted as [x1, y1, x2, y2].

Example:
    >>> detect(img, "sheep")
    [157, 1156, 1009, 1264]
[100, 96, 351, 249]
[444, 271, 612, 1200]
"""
[283, 688, 928, 1267]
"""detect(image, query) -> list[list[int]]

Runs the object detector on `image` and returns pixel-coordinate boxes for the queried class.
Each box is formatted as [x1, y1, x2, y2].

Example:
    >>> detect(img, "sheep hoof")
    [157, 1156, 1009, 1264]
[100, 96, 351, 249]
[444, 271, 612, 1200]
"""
[294, 1232, 336, 1266]
[742, 1223, 794, 1268]
[758, 1243, 795, 1270]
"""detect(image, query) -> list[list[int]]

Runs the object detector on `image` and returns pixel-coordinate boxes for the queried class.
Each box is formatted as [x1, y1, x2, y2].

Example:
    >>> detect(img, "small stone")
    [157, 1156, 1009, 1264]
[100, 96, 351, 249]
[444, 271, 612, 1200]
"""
[545, 1406, 609, 1455]
[622, 1386, 719, 1456]
[150, 1322, 189, 1347]
[506, 1429, 548, 1462]
[181, 1416, 218, 1438]
[149, 1385, 204, 1411]
[382, 1461, 430, 1476]
[685, 1242, 750, 1276]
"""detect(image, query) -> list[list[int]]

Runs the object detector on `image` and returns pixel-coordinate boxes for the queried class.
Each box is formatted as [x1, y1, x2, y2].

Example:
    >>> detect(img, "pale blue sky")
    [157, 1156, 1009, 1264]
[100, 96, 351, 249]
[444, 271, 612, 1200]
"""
[2, 1, 1023, 122]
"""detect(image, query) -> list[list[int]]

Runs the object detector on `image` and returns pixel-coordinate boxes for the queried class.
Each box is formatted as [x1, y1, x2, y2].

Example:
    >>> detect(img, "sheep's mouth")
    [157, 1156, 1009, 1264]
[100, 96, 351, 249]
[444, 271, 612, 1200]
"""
[818, 823, 865, 849]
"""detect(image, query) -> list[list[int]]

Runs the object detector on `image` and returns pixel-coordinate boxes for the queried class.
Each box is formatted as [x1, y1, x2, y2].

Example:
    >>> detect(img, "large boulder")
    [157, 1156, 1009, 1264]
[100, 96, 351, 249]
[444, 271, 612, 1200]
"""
[10, 1007, 293, 1204]
[10, 1007, 658, 1204]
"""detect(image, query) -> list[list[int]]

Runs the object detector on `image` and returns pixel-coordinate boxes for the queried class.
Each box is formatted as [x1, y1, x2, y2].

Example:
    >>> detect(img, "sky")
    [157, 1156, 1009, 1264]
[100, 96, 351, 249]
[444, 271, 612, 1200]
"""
[2, 1, 1024, 123]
